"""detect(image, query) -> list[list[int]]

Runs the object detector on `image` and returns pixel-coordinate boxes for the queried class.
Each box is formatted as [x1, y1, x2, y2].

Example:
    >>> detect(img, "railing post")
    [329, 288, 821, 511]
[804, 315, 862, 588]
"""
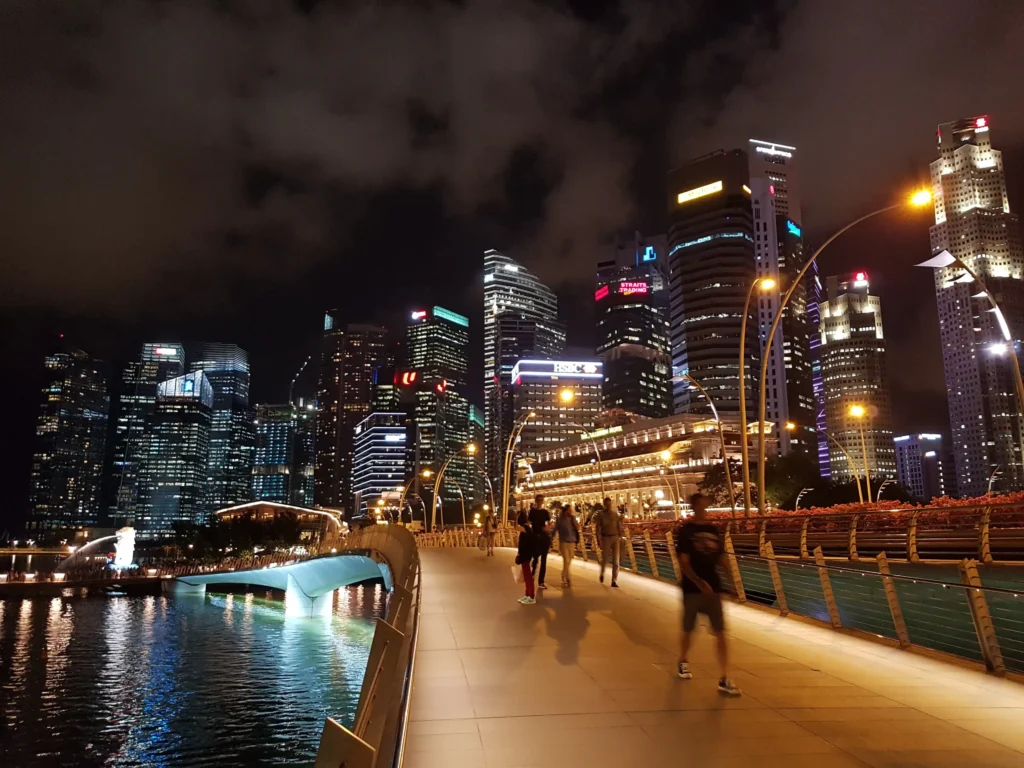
[800, 519, 810, 560]
[579, 532, 590, 561]
[907, 512, 919, 562]
[979, 507, 993, 565]
[624, 534, 638, 572]
[959, 558, 1005, 676]
[848, 515, 859, 561]
[813, 545, 842, 628]
[758, 520, 769, 556]
[763, 542, 789, 616]
[642, 532, 660, 579]
[876, 552, 910, 648]
[723, 527, 746, 603]
[665, 532, 682, 581]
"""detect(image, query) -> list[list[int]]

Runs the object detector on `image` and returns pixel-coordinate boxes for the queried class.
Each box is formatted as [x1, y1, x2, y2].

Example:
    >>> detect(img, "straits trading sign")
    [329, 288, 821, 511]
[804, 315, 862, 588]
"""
[511, 359, 603, 381]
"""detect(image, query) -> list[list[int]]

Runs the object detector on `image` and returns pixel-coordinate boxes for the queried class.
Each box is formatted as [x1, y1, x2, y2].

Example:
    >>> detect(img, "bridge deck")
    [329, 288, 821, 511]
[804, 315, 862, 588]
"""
[407, 548, 1024, 768]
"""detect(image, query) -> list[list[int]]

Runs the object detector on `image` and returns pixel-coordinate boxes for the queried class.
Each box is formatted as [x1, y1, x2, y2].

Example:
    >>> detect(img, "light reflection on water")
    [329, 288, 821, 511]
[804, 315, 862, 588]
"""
[0, 584, 384, 767]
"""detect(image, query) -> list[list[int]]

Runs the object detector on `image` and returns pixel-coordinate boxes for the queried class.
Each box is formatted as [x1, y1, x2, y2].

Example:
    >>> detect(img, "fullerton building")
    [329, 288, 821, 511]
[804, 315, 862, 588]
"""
[522, 413, 774, 518]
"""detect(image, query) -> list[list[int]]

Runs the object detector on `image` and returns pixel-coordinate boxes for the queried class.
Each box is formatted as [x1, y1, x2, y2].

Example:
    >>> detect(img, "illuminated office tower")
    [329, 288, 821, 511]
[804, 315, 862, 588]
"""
[137, 371, 213, 535]
[253, 400, 316, 506]
[894, 433, 956, 501]
[595, 231, 672, 418]
[820, 273, 896, 482]
[110, 343, 185, 522]
[189, 343, 254, 514]
[511, 360, 603, 459]
[27, 347, 109, 532]
[483, 250, 564, 489]
[929, 116, 1024, 495]
[667, 150, 758, 416]
[352, 412, 410, 515]
[314, 315, 388, 513]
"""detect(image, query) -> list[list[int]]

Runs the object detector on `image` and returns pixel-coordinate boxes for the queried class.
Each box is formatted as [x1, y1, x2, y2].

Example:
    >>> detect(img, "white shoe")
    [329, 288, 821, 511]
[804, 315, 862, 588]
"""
[519, 596, 536, 605]
[677, 662, 692, 680]
[718, 678, 741, 696]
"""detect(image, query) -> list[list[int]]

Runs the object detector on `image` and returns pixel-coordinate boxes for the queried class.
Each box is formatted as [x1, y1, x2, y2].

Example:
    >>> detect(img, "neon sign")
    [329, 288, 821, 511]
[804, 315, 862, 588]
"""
[677, 180, 722, 204]
[755, 145, 792, 158]
[786, 220, 802, 238]
[619, 281, 648, 295]
[641, 245, 657, 262]
[595, 285, 610, 301]
[410, 310, 427, 321]
[433, 306, 469, 327]
[154, 347, 179, 356]
[395, 370, 419, 387]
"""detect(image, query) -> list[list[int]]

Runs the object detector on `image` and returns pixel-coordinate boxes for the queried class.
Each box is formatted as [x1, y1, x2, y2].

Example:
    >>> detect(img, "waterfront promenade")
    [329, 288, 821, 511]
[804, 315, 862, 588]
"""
[407, 548, 1024, 768]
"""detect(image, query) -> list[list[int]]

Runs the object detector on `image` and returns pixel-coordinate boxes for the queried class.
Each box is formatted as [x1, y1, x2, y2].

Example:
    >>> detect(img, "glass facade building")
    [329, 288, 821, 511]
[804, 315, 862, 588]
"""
[352, 412, 409, 514]
[253, 400, 316, 506]
[27, 347, 109, 532]
[511, 360, 603, 460]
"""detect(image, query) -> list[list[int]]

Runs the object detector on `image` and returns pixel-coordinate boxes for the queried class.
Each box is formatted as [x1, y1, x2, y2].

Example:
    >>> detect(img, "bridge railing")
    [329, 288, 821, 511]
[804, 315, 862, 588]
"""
[315, 524, 421, 768]
[418, 524, 1024, 678]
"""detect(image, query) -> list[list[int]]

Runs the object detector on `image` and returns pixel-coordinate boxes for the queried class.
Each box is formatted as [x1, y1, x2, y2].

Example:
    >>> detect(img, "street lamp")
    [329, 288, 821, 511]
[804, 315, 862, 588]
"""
[432, 443, 477, 531]
[501, 411, 535, 525]
[559, 388, 575, 404]
[876, 478, 896, 499]
[659, 450, 682, 514]
[757, 189, 933, 513]
[795, 487, 813, 510]
[849, 404, 873, 503]
[681, 372, 737, 516]
[569, 421, 606, 497]
[816, 426, 864, 502]
[738, 276, 777, 515]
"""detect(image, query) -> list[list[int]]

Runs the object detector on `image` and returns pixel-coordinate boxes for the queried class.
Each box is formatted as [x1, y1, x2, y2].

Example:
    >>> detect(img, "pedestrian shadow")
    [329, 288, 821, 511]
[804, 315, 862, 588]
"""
[542, 588, 592, 666]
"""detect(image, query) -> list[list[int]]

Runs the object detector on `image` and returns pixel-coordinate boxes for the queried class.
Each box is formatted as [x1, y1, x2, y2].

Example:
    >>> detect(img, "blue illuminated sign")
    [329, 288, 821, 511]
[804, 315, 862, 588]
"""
[786, 220, 802, 238]
[668, 231, 752, 257]
[183, 379, 195, 393]
[641, 245, 657, 262]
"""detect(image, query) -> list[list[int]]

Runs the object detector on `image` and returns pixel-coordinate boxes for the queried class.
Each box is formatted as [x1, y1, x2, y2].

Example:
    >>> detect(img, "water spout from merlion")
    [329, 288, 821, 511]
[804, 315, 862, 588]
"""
[113, 527, 136, 569]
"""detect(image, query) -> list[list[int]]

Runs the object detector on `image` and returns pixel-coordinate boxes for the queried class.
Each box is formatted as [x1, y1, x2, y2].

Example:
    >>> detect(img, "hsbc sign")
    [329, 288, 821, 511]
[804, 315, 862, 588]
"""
[554, 362, 599, 374]
[511, 359, 604, 381]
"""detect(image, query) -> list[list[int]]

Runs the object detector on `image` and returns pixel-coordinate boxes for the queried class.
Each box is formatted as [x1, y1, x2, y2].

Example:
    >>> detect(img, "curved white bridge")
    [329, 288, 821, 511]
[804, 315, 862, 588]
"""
[168, 553, 392, 617]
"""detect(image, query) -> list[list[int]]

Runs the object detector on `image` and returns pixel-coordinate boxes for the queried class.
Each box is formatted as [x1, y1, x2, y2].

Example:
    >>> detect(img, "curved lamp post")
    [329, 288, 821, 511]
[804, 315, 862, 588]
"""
[659, 450, 683, 515]
[567, 420, 606, 497]
[432, 442, 477, 531]
[681, 372, 737, 516]
[816, 427, 864, 502]
[502, 411, 535, 525]
[849, 404, 873, 503]
[738, 277, 777, 515]
[757, 190, 933, 514]
[876, 478, 896, 500]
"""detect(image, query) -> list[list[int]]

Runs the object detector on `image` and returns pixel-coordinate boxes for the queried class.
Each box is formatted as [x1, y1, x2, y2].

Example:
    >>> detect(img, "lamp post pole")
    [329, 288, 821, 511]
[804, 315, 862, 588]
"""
[856, 419, 873, 504]
[758, 196, 931, 512]
[568, 422, 606, 498]
[738, 278, 772, 516]
[682, 373, 736, 516]
[818, 427, 864, 502]
[432, 444, 478, 532]
[501, 412, 535, 526]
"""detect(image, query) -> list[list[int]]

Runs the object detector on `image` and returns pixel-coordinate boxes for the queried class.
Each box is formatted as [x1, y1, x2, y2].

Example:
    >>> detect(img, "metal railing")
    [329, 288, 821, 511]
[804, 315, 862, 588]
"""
[315, 524, 421, 768]
[419, 524, 1024, 677]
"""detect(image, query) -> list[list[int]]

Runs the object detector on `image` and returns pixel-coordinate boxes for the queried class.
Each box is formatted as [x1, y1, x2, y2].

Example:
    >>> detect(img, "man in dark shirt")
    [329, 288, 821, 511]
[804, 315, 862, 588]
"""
[527, 494, 551, 589]
[674, 492, 740, 696]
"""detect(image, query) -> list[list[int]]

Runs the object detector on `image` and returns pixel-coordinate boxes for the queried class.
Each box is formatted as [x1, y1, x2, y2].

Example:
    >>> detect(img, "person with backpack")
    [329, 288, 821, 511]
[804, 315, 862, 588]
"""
[674, 492, 740, 696]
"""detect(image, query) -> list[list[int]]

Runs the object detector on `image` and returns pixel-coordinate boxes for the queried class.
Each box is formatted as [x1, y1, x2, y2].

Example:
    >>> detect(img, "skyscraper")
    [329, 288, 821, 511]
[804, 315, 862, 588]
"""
[137, 371, 214, 535]
[27, 347, 109, 532]
[352, 412, 409, 515]
[894, 433, 956, 501]
[511, 360, 603, 459]
[111, 343, 185, 523]
[253, 400, 316, 506]
[929, 115, 1024, 495]
[314, 315, 388, 512]
[820, 273, 896, 482]
[747, 141, 816, 457]
[189, 343, 254, 515]
[667, 150, 758, 416]
[595, 231, 672, 418]
[483, 250, 564, 488]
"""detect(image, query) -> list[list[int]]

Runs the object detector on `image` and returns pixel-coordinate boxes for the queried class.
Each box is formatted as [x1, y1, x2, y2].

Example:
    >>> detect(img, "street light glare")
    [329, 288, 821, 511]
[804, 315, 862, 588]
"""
[421, 469, 433, 478]
[785, 421, 796, 431]
[849, 404, 866, 418]
[465, 442, 477, 454]
[910, 189, 933, 207]
[660, 450, 672, 461]
[759, 278, 777, 291]
[559, 388, 575, 403]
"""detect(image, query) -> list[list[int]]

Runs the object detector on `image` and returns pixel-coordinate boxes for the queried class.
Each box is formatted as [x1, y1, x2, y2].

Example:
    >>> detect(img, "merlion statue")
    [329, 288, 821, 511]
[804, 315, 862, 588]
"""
[113, 527, 136, 569]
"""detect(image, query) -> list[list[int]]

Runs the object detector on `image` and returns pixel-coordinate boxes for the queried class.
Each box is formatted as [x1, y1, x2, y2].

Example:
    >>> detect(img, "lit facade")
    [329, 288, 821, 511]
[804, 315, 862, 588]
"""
[820, 273, 896, 482]
[137, 371, 214, 535]
[511, 360, 603, 460]
[111, 343, 185, 522]
[314, 315, 388, 513]
[929, 116, 1024, 495]
[894, 433, 956, 501]
[352, 412, 409, 514]
[253, 400, 316, 506]
[27, 347, 109, 531]
[483, 250, 564, 488]
[595, 231, 672, 418]
[667, 150, 758, 416]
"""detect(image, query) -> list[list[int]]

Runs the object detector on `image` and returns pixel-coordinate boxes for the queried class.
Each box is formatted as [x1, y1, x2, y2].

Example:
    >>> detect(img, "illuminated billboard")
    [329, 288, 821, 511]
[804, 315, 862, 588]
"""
[395, 370, 419, 387]
[619, 281, 648, 296]
[511, 359, 603, 381]
[595, 285, 610, 301]
[677, 180, 723, 204]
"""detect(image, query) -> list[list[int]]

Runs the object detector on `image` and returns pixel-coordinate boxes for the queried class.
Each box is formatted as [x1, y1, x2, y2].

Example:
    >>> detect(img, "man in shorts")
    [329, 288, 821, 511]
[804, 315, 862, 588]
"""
[674, 492, 740, 696]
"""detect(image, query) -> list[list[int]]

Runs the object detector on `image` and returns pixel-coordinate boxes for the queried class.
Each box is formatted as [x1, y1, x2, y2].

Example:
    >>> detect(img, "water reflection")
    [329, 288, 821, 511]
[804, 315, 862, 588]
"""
[0, 583, 381, 767]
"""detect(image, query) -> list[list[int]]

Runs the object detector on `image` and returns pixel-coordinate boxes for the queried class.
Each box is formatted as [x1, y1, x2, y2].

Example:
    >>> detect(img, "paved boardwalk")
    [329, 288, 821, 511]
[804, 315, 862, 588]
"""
[406, 547, 1024, 768]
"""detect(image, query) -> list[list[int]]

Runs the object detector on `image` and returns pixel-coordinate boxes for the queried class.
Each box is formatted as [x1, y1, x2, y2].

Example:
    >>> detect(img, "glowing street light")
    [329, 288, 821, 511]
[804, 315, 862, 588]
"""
[739, 277, 778, 515]
[910, 189, 933, 207]
[849, 404, 873, 502]
[559, 388, 575, 404]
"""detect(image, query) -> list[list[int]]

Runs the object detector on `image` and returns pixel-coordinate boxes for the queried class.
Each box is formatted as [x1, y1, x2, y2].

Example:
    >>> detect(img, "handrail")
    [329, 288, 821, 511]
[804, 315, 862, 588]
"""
[390, 558, 421, 768]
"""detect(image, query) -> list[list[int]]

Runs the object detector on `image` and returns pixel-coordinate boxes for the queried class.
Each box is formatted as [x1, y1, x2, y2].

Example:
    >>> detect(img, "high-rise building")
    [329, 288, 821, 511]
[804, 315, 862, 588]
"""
[747, 141, 816, 457]
[894, 433, 956, 501]
[929, 115, 1024, 496]
[667, 150, 758, 416]
[407, 306, 473, 510]
[314, 315, 388, 512]
[820, 273, 896, 482]
[595, 231, 672, 418]
[352, 412, 410, 515]
[27, 347, 109, 532]
[137, 371, 214, 535]
[110, 343, 185, 523]
[483, 250, 564, 488]
[253, 399, 316, 506]
[511, 360, 603, 460]
[189, 343, 254, 515]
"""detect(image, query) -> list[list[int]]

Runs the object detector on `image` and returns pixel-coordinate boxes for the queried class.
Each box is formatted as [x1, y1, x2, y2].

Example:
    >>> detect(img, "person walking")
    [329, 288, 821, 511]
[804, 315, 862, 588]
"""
[594, 497, 623, 588]
[483, 510, 497, 556]
[555, 504, 581, 587]
[527, 494, 552, 590]
[675, 492, 740, 696]
[516, 513, 537, 604]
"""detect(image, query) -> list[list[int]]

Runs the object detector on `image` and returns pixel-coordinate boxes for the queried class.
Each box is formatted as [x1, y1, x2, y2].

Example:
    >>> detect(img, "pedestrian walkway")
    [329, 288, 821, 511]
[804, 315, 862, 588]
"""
[406, 547, 1024, 767]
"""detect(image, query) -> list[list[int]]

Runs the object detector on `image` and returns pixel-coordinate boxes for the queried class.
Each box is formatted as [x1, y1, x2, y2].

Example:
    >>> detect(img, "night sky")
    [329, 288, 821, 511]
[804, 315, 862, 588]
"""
[3, 1, 1024, 530]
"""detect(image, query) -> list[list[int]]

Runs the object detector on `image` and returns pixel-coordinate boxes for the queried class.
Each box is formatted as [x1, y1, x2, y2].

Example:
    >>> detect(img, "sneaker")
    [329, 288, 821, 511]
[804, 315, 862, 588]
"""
[677, 662, 692, 680]
[718, 678, 741, 696]
[599, 573, 605, 584]
[521, 597, 536, 605]
[611, 581, 619, 589]
[538, 583, 548, 590]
